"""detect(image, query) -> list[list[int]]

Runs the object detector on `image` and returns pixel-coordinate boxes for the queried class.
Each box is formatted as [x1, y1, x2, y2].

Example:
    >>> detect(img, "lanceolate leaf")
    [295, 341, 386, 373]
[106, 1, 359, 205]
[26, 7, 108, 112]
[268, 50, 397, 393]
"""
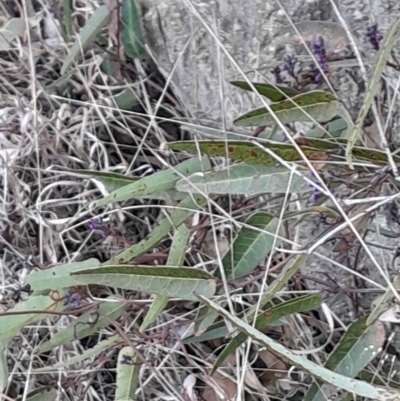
[162, 136, 400, 166]
[71, 266, 216, 301]
[113, 88, 140, 110]
[307, 117, 348, 139]
[347, 20, 400, 166]
[121, 0, 145, 59]
[234, 91, 339, 127]
[196, 294, 400, 401]
[212, 294, 321, 374]
[26, 389, 57, 401]
[63, 168, 185, 200]
[218, 212, 282, 279]
[229, 81, 298, 102]
[304, 317, 386, 401]
[35, 335, 122, 372]
[194, 213, 282, 334]
[115, 346, 137, 401]
[106, 194, 208, 264]
[26, 259, 100, 291]
[0, 295, 64, 343]
[0, 345, 7, 392]
[97, 157, 211, 206]
[72, 169, 139, 192]
[36, 301, 126, 353]
[61, 5, 111, 74]
[170, 140, 327, 166]
[140, 225, 190, 332]
[246, 254, 308, 318]
[0, 18, 27, 51]
[176, 164, 306, 195]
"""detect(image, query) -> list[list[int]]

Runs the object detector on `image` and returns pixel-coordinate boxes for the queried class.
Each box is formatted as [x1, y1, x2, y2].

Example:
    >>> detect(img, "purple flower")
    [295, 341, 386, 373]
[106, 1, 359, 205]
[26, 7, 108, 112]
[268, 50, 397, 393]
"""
[89, 218, 107, 237]
[309, 36, 328, 83]
[310, 192, 320, 202]
[283, 54, 297, 78]
[366, 24, 383, 51]
[271, 66, 283, 83]
[89, 218, 97, 231]
[64, 289, 83, 309]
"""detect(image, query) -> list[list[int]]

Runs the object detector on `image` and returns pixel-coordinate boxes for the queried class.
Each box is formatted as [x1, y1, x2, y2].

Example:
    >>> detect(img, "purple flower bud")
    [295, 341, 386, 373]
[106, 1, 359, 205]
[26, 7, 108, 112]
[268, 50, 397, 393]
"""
[310, 193, 320, 202]
[64, 290, 83, 309]
[366, 24, 383, 51]
[89, 218, 97, 231]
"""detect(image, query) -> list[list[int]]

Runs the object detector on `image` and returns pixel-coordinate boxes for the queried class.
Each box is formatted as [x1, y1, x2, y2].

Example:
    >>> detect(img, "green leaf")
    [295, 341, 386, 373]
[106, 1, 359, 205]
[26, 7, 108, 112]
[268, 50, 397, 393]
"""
[0, 345, 7, 392]
[194, 212, 281, 334]
[358, 370, 400, 389]
[196, 294, 400, 401]
[229, 81, 298, 102]
[27, 389, 57, 401]
[121, 0, 145, 59]
[169, 140, 327, 166]
[176, 164, 307, 195]
[304, 317, 386, 401]
[36, 301, 126, 353]
[367, 274, 400, 326]
[106, 194, 208, 264]
[212, 294, 321, 374]
[184, 297, 297, 344]
[61, 5, 111, 75]
[113, 88, 139, 110]
[245, 254, 308, 319]
[115, 346, 137, 401]
[72, 169, 139, 192]
[234, 91, 339, 127]
[0, 295, 64, 343]
[26, 258, 100, 291]
[0, 18, 27, 51]
[59, 167, 185, 200]
[35, 335, 122, 372]
[346, 20, 400, 166]
[219, 212, 282, 279]
[97, 157, 211, 206]
[63, 0, 72, 41]
[140, 225, 190, 332]
[192, 255, 306, 339]
[307, 117, 348, 139]
[72, 266, 216, 301]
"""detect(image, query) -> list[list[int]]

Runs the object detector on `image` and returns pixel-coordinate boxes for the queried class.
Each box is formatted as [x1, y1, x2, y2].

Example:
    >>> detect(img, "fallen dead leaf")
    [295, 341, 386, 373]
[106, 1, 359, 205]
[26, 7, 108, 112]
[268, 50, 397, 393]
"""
[258, 350, 291, 391]
[201, 372, 237, 401]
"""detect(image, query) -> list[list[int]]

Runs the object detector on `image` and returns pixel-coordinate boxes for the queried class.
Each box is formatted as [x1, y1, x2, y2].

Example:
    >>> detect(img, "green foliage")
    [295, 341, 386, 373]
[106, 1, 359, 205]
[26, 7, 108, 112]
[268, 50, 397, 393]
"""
[0, 346, 7, 392]
[121, 0, 145, 59]
[304, 317, 386, 401]
[176, 163, 306, 194]
[106, 194, 208, 264]
[115, 346, 138, 401]
[234, 91, 339, 126]
[346, 19, 400, 166]
[197, 294, 398, 400]
[140, 224, 190, 332]
[219, 212, 282, 279]
[212, 294, 321, 374]
[71, 265, 216, 301]
[97, 156, 211, 206]
[36, 301, 126, 353]
[61, 5, 111, 74]
[3, 6, 398, 400]
[229, 81, 299, 101]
